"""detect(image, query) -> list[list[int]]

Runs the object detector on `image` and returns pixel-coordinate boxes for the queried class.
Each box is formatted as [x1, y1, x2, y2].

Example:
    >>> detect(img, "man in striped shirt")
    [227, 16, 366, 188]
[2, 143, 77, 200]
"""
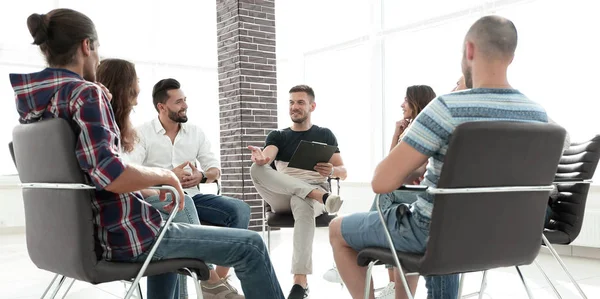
[329, 16, 548, 299]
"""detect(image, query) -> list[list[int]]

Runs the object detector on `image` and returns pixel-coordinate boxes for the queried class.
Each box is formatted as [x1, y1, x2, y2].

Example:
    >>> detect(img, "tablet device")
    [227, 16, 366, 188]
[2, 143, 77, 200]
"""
[288, 140, 338, 172]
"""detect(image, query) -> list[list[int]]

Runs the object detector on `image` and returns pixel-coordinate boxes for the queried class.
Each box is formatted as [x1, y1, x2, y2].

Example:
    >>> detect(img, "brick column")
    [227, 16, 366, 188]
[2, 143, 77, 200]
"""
[216, 0, 277, 231]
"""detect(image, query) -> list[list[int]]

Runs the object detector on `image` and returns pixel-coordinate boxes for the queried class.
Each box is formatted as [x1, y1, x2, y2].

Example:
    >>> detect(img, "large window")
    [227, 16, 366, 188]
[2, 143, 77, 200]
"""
[496, 0, 600, 141]
[276, 0, 370, 55]
[383, 17, 477, 152]
[277, 0, 599, 183]
[383, 0, 485, 29]
[0, 0, 220, 175]
[3, 0, 598, 180]
[304, 43, 372, 182]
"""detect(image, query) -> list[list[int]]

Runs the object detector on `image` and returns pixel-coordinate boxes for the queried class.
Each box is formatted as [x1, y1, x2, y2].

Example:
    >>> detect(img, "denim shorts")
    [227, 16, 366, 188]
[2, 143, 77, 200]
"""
[341, 191, 430, 255]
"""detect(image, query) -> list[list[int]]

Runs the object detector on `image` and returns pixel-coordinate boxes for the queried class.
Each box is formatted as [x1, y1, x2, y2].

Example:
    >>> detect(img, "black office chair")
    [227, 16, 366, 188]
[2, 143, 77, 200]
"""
[536, 135, 600, 299]
[463, 135, 600, 299]
[264, 176, 340, 251]
[12, 118, 210, 299]
[355, 121, 566, 299]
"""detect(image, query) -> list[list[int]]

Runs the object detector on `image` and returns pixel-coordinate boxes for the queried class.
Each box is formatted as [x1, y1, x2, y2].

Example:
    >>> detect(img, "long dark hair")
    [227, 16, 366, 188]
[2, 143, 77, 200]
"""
[405, 85, 436, 120]
[27, 9, 98, 66]
[96, 59, 139, 153]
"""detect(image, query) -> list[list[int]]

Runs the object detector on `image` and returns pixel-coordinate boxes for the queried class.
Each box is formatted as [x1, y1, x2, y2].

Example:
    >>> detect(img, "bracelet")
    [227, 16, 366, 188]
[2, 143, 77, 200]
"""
[329, 167, 335, 177]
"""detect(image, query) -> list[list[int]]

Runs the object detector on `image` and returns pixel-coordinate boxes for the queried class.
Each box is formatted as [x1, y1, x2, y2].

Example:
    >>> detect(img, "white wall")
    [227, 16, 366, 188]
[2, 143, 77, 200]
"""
[0, 176, 25, 230]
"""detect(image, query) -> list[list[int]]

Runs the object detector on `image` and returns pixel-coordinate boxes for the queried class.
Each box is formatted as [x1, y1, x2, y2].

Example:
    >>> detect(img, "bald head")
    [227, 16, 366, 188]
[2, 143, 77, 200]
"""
[466, 15, 518, 60]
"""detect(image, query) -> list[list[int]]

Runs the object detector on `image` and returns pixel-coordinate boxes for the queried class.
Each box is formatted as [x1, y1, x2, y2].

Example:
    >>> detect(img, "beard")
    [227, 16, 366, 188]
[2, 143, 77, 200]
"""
[290, 110, 308, 124]
[168, 108, 188, 123]
[461, 51, 473, 89]
[463, 67, 473, 89]
[83, 69, 96, 82]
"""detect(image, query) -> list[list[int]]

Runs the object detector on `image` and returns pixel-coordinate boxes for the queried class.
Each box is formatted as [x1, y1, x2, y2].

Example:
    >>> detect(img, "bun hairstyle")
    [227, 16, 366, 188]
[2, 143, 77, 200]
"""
[27, 13, 49, 45]
[25, 9, 98, 67]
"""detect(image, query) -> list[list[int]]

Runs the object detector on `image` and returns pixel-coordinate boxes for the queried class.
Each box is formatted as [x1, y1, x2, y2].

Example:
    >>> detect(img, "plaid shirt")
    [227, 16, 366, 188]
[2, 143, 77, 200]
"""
[10, 68, 162, 261]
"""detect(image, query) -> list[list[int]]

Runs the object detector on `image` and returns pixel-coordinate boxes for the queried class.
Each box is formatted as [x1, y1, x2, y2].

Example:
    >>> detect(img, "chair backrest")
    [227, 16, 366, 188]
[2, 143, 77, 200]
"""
[555, 135, 600, 180]
[419, 121, 566, 275]
[13, 118, 100, 281]
[546, 135, 600, 244]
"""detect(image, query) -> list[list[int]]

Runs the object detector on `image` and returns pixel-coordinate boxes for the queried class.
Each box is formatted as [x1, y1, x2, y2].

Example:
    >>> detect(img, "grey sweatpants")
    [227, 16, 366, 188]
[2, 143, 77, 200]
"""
[250, 163, 327, 275]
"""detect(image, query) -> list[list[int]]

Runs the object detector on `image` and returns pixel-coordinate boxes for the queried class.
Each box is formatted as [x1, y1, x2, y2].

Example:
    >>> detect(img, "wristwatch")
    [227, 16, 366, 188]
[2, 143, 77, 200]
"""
[200, 171, 207, 183]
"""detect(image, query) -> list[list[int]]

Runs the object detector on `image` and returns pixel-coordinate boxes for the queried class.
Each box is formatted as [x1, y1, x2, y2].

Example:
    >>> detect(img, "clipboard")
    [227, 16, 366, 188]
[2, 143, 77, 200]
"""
[288, 140, 338, 171]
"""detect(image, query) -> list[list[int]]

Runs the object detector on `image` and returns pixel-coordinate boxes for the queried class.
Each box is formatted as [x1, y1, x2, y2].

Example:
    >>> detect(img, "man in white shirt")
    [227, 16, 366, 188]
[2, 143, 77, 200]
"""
[128, 78, 251, 299]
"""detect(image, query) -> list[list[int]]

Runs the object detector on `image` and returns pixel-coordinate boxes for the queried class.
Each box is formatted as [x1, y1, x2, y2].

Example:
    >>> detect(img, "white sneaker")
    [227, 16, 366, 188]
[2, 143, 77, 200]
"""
[323, 267, 343, 284]
[375, 282, 395, 299]
[325, 194, 343, 214]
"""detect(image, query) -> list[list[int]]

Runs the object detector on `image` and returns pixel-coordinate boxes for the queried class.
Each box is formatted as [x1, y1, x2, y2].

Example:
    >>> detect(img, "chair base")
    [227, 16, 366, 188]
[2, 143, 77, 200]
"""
[458, 271, 487, 299]
[41, 274, 76, 299]
[44, 268, 204, 299]
[535, 235, 588, 299]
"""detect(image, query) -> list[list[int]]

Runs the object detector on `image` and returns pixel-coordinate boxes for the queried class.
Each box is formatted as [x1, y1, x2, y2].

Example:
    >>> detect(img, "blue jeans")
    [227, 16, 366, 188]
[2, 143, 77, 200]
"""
[146, 194, 200, 225]
[130, 223, 284, 299]
[146, 193, 251, 299]
[145, 194, 203, 299]
[346, 191, 459, 299]
[544, 204, 552, 227]
[192, 193, 251, 229]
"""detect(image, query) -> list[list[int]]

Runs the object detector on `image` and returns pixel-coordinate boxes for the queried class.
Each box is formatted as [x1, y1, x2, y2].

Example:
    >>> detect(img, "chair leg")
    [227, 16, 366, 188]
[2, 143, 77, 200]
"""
[373, 195, 413, 299]
[458, 273, 465, 297]
[458, 271, 488, 299]
[364, 260, 377, 299]
[137, 282, 144, 299]
[397, 267, 415, 299]
[188, 270, 204, 299]
[48, 275, 67, 299]
[516, 266, 535, 299]
[124, 278, 142, 299]
[59, 279, 76, 299]
[40, 274, 60, 299]
[477, 270, 488, 299]
[534, 259, 562, 299]
[543, 235, 587, 299]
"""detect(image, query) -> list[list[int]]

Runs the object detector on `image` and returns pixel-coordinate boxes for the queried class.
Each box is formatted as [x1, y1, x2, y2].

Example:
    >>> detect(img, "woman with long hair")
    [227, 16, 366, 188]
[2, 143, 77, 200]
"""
[370, 84, 437, 299]
[389, 85, 437, 153]
[96, 58, 201, 299]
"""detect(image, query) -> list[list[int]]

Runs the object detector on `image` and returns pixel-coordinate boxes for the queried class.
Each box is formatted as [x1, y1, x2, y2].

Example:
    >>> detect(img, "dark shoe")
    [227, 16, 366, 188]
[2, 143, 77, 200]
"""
[287, 284, 309, 299]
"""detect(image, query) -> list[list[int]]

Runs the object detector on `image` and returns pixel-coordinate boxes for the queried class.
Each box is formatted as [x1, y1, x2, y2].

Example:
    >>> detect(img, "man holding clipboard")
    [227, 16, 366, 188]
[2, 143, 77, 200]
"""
[248, 85, 347, 299]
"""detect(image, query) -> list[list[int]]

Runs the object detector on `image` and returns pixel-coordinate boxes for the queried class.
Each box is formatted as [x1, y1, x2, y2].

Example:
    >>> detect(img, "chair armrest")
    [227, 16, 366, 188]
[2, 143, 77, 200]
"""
[394, 184, 555, 194]
[425, 185, 555, 195]
[126, 184, 181, 298]
[20, 183, 96, 190]
[552, 179, 592, 185]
